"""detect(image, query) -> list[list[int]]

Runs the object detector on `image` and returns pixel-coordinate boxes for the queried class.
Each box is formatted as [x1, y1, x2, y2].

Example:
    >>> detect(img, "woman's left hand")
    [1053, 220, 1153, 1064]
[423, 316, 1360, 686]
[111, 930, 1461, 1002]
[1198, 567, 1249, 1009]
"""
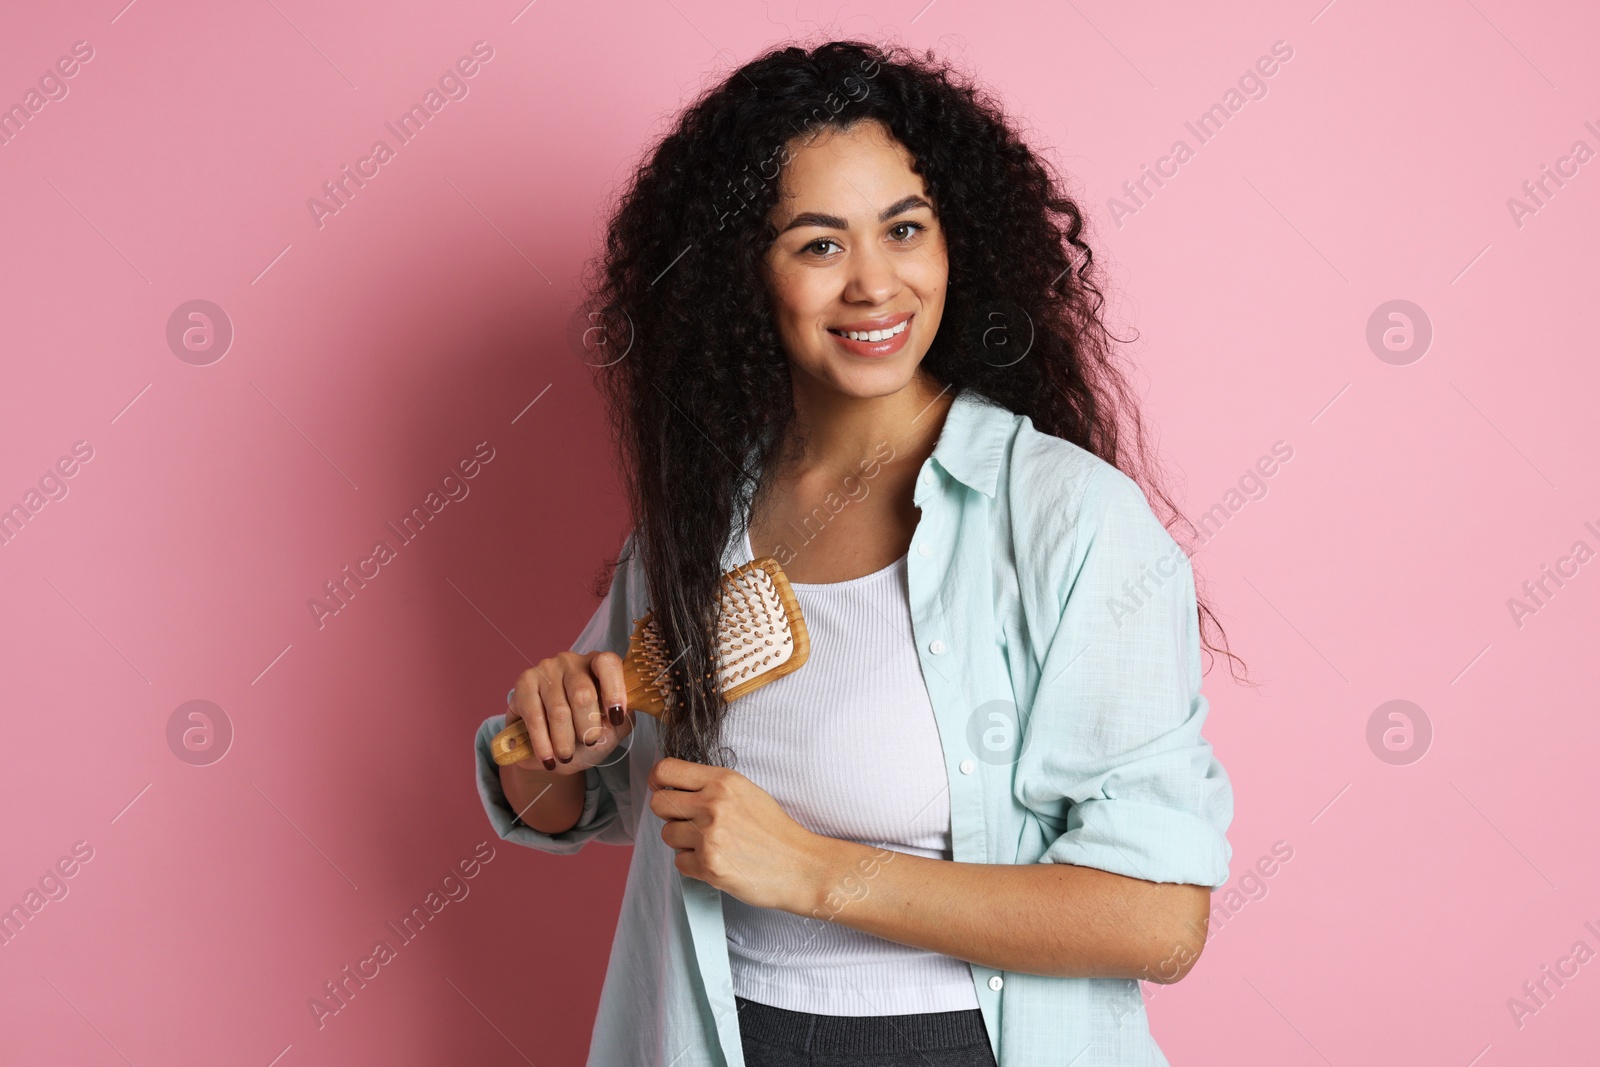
[648, 756, 829, 914]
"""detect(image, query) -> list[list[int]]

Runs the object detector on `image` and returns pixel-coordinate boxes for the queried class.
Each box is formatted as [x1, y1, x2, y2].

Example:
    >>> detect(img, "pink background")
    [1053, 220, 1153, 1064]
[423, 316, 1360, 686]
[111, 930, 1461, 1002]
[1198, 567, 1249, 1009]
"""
[2, 1, 1597, 1064]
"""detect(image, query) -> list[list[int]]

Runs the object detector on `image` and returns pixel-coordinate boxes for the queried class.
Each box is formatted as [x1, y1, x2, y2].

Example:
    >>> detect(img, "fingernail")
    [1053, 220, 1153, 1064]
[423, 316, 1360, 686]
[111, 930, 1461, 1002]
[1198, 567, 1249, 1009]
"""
[585, 736, 598, 746]
[542, 758, 556, 770]
[558, 754, 573, 763]
[608, 704, 624, 726]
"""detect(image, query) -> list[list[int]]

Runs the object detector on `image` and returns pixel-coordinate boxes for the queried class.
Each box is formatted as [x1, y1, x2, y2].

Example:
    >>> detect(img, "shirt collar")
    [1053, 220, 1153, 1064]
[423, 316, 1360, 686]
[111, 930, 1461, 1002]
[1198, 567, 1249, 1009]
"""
[928, 386, 1014, 498]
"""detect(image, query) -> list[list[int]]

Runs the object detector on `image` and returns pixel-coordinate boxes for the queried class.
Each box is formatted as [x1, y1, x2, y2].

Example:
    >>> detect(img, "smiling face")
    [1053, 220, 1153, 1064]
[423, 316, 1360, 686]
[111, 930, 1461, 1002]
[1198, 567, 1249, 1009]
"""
[761, 118, 949, 401]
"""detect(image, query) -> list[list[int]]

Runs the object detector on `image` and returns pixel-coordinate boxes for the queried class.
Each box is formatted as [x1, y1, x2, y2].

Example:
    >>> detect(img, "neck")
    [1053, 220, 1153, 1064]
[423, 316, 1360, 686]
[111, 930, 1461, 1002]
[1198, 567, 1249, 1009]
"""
[780, 369, 956, 481]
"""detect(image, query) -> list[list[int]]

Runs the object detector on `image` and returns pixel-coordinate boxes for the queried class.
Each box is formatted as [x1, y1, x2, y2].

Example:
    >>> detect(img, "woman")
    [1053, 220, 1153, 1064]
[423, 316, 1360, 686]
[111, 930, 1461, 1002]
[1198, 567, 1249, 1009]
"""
[474, 39, 1241, 1067]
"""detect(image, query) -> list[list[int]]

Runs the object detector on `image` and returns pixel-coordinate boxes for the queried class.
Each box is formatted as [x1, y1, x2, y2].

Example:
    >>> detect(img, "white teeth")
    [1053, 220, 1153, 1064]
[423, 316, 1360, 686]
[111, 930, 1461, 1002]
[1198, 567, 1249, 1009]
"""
[836, 319, 908, 342]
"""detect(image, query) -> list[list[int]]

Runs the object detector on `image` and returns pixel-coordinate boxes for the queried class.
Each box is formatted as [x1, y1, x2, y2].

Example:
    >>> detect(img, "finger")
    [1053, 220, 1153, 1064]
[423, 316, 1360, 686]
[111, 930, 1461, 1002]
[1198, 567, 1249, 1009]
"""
[512, 675, 558, 772]
[648, 756, 692, 792]
[565, 658, 607, 749]
[538, 664, 578, 764]
[658, 818, 696, 852]
[649, 782, 698, 829]
[590, 651, 630, 734]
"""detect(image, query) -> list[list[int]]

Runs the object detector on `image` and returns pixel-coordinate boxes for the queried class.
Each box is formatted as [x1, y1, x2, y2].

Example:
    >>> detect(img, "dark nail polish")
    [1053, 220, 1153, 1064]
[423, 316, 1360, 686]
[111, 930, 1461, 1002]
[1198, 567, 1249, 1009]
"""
[608, 704, 624, 726]
[558, 754, 573, 763]
[542, 758, 556, 770]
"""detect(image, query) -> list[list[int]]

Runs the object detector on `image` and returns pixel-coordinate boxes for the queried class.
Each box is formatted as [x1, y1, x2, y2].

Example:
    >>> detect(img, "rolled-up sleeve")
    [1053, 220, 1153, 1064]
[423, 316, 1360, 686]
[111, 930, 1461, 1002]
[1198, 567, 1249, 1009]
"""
[1020, 466, 1233, 889]
[472, 531, 644, 854]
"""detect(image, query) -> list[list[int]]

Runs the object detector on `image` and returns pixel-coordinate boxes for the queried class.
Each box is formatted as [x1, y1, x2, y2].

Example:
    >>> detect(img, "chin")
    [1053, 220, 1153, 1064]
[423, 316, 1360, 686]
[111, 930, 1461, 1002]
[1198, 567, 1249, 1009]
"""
[818, 359, 921, 399]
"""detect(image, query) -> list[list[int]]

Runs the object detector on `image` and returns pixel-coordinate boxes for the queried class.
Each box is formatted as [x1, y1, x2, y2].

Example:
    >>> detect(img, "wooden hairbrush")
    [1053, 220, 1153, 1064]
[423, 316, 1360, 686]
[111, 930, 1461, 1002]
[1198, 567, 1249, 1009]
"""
[490, 555, 810, 766]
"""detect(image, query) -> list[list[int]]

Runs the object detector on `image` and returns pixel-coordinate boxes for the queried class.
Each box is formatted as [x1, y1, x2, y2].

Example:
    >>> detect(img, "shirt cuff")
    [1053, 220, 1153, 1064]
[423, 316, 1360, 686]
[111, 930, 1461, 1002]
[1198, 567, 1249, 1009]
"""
[474, 714, 623, 855]
[1037, 793, 1233, 890]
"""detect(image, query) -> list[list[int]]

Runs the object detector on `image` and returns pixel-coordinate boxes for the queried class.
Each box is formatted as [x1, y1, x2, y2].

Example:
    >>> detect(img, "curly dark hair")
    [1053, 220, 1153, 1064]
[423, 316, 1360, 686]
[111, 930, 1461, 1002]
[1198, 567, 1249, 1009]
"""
[575, 38, 1247, 766]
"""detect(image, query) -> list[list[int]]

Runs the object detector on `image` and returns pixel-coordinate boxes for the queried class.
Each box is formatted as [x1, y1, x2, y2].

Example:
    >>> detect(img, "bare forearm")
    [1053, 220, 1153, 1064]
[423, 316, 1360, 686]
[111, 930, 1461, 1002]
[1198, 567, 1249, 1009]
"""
[800, 837, 1209, 981]
[500, 763, 586, 834]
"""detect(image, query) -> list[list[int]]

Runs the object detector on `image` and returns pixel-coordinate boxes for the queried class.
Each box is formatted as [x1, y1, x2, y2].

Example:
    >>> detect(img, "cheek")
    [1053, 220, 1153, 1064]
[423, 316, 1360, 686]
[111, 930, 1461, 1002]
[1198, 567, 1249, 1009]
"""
[769, 276, 825, 332]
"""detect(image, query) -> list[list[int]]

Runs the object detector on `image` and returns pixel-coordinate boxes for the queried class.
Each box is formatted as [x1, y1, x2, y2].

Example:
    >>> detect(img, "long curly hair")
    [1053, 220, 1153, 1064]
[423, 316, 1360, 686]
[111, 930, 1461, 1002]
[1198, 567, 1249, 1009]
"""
[575, 39, 1247, 766]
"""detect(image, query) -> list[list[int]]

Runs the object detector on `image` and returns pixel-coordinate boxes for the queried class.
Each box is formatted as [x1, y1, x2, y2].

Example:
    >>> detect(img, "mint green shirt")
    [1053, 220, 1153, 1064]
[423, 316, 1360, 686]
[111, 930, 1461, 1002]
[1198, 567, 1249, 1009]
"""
[473, 386, 1234, 1066]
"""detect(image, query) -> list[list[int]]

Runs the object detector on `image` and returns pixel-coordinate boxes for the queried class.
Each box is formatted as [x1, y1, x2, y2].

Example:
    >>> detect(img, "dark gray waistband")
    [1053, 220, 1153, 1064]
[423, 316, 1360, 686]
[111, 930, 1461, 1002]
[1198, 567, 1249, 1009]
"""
[734, 995, 990, 1055]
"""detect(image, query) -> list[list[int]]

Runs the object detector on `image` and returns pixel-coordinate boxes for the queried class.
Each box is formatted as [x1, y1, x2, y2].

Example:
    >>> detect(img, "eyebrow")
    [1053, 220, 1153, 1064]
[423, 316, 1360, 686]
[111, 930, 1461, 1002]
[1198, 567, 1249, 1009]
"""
[777, 194, 934, 234]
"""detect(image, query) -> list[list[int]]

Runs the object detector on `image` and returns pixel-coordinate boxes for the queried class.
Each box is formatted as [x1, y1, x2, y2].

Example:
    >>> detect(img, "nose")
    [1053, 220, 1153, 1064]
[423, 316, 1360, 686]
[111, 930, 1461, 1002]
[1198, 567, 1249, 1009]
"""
[840, 242, 900, 305]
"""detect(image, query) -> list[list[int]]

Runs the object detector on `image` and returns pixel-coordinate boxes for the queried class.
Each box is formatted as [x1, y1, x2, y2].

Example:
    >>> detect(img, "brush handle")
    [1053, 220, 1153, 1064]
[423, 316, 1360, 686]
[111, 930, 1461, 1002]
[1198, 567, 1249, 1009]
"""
[490, 682, 661, 766]
[491, 615, 669, 766]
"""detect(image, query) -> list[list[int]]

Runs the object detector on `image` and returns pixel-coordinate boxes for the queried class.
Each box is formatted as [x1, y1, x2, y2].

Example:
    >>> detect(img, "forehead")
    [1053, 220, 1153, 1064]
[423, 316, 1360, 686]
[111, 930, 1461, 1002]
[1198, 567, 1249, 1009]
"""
[771, 120, 929, 221]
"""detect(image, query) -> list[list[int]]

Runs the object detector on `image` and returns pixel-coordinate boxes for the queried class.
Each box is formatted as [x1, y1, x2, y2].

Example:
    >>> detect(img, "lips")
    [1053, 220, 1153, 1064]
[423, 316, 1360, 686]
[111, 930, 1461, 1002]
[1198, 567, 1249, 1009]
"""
[828, 311, 913, 336]
[827, 312, 914, 358]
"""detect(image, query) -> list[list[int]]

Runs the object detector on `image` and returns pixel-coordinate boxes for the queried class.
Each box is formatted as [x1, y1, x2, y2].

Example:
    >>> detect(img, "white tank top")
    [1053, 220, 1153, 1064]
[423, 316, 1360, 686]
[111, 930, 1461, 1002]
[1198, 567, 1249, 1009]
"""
[718, 530, 981, 1016]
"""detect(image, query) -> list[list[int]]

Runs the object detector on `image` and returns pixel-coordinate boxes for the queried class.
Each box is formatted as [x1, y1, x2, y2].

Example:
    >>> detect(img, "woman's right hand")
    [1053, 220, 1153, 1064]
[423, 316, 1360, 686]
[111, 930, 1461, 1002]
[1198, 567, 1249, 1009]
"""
[506, 650, 636, 774]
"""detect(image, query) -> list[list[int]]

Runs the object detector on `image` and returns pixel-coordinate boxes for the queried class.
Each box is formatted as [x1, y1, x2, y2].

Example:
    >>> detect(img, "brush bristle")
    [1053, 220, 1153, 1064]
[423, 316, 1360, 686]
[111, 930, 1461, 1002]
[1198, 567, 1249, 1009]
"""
[648, 560, 797, 713]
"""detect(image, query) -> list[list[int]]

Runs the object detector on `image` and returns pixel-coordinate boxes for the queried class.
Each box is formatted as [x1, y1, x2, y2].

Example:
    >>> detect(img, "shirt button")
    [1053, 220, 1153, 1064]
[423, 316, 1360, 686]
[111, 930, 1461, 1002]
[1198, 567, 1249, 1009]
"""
[959, 759, 975, 774]
[920, 469, 933, 486]
[917, 543, 932, 558]
[929, 639, 946, 655]
[988, 975, 1004, 991]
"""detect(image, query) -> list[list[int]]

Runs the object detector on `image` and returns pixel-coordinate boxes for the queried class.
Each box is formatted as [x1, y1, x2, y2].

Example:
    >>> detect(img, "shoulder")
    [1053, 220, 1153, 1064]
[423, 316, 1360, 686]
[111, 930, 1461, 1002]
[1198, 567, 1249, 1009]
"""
[1004, 417, 1162, 547]
[1003, 419, 1186, 590]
